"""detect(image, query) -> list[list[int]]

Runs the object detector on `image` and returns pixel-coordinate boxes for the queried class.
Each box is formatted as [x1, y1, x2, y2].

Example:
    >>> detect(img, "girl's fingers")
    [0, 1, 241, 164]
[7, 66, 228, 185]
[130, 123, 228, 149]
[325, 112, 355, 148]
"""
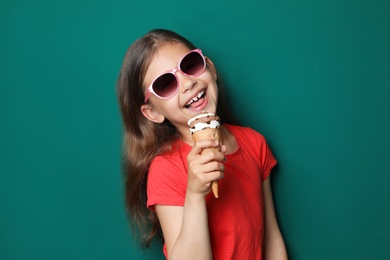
[186, 168, 224, 196]
[186, 140, 226, 195]
[220, 144, 228, 154]
[188, 139, 219, 156]
[191, 161, 225, 175]
[189, 142, 225, 163]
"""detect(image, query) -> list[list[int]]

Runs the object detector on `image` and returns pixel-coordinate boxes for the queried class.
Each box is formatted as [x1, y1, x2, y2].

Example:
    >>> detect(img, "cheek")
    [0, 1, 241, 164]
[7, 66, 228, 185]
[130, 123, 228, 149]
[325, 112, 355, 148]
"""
[200, 70, 218, 85]
[155, 99, 180, 115]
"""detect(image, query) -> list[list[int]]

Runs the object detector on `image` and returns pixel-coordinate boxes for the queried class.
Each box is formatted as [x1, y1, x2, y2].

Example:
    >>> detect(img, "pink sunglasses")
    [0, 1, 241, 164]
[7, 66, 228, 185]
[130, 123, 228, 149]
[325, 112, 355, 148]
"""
[144, 49, 206, 103]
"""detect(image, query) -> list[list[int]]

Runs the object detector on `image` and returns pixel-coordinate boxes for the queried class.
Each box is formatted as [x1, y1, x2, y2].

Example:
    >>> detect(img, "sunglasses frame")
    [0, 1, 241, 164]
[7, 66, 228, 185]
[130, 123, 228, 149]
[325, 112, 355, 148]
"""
[144, 49, 206, 103]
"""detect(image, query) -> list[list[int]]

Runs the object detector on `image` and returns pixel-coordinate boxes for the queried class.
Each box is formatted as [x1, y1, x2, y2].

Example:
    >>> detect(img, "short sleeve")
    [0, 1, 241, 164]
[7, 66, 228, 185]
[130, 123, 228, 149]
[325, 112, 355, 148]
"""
[224, 124, 277, 182]
[146, 154, 188, 211]
[257, 133, 277, 181]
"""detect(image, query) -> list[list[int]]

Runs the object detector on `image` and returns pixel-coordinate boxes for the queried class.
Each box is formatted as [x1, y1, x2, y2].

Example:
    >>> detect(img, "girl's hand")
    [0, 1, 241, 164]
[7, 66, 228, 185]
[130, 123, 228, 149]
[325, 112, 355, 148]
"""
[186, 139, 226, 197]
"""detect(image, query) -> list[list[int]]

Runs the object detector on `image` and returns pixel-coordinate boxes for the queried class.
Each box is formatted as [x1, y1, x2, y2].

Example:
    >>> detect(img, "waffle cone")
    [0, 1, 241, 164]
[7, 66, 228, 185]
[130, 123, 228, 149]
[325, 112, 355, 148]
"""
[192, 128, 220, 198]
[192, 128, 220, 143]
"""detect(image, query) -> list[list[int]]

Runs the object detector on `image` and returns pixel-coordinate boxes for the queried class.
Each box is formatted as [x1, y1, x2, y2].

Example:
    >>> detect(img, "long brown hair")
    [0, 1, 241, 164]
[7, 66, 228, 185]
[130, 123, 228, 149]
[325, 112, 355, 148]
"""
[116, 29, 235, 248]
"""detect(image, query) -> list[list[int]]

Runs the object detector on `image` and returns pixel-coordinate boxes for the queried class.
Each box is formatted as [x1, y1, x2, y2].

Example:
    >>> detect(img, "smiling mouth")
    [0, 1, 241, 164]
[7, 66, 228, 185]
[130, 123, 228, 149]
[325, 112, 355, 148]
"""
[184, 90, 206, 109]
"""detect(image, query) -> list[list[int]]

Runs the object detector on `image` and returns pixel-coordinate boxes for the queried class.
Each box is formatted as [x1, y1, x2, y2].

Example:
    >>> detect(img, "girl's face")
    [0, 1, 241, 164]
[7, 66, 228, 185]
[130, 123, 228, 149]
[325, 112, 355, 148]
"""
[141, 43, 219, 139]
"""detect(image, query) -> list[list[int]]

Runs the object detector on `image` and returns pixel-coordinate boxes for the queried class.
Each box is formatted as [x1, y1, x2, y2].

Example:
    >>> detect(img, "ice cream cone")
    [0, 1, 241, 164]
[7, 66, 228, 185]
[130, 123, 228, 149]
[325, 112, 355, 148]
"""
[188, 112, 221, 198]
[192, 128, 220, 144]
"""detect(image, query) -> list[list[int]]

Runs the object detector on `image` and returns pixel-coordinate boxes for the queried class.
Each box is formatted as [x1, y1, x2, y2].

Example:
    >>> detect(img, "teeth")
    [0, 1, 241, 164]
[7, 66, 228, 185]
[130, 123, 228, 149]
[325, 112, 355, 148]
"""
[185, 90, 205, 107]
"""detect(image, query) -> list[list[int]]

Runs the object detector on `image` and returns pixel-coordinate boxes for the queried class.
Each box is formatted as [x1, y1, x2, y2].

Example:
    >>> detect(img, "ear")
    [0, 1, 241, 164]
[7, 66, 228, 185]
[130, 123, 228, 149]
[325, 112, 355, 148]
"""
[140, 104, 165, 124]
[205, 57, 218, 80]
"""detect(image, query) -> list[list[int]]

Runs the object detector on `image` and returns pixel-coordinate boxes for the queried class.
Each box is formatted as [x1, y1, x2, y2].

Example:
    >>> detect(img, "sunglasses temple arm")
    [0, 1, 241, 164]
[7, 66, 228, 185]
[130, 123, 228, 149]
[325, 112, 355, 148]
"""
[144, 90, 151, 103]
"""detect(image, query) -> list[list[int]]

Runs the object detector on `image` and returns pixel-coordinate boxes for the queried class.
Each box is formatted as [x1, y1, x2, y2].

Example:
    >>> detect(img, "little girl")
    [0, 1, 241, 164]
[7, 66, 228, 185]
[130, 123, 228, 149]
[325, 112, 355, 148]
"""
[117, 29, 287, 259]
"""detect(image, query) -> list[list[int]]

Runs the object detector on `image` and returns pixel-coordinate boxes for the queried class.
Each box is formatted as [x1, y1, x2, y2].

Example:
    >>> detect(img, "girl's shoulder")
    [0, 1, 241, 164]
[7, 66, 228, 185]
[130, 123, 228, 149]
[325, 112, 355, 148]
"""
[150, 139, 190, 167]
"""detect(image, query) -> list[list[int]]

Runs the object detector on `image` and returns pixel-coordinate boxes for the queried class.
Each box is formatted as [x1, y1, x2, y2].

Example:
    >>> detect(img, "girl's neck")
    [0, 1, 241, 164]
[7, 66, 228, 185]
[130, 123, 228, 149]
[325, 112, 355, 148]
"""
[219, 125, 239, 154]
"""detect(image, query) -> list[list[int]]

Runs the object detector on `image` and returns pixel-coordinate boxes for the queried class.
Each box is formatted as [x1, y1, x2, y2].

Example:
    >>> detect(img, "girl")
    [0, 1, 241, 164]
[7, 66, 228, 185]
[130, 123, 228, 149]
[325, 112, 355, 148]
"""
[117, 29, 287, 259]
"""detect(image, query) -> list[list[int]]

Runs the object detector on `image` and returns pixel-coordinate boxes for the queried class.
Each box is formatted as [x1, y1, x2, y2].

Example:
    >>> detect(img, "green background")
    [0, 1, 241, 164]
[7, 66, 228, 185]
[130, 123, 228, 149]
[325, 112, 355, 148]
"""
[1, 0, 389, 259]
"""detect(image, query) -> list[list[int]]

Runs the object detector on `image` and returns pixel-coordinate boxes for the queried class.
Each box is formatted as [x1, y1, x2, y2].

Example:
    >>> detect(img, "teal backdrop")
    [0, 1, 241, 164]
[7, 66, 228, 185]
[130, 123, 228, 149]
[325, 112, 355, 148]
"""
[1, 0, 389, 259]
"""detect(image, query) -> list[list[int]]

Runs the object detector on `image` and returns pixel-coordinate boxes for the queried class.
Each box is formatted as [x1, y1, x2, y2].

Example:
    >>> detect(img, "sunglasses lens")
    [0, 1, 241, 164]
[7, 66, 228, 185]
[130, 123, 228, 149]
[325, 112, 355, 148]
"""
[152, 73, 177, 98]
[180, 51, 205, 76]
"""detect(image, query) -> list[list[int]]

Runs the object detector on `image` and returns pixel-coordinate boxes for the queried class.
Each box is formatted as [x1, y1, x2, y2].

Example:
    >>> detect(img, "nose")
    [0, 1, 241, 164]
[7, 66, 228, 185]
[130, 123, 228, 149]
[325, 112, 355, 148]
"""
[177, 71, 195, 93]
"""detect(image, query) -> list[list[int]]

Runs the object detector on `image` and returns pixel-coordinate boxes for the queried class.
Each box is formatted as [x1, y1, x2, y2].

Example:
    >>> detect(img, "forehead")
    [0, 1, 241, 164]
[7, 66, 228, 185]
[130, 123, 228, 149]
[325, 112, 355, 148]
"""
[144, 43, 191, 85]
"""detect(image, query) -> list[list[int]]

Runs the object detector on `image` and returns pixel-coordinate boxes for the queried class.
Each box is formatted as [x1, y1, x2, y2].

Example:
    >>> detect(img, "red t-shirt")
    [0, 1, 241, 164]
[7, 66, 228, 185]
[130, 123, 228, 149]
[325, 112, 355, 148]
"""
[147, 124, 277, 259]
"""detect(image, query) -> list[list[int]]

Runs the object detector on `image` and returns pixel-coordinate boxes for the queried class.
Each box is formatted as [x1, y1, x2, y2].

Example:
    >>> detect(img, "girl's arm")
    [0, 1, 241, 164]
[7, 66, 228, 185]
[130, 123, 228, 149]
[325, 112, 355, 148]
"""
[156, 194, 210, 260]
[263, 177, 288, 259]
[155, 139, 225, 260]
